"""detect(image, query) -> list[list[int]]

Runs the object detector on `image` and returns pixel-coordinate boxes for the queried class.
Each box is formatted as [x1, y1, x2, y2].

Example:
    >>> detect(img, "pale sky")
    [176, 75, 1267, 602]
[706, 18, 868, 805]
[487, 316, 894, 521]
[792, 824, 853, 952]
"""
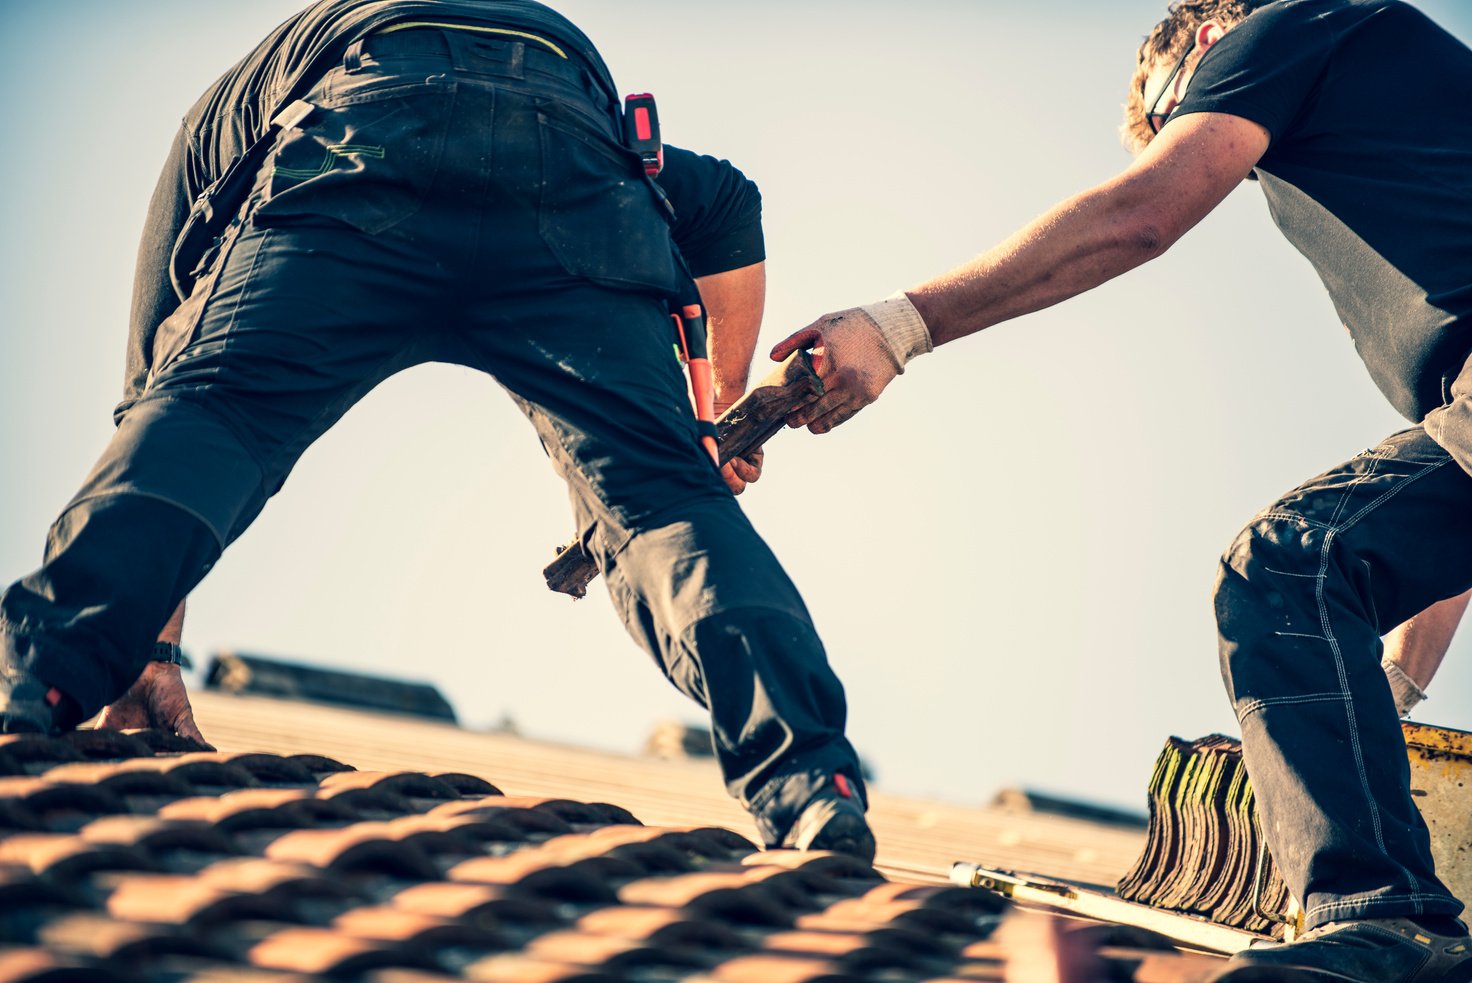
[2, 0, 1469, 811]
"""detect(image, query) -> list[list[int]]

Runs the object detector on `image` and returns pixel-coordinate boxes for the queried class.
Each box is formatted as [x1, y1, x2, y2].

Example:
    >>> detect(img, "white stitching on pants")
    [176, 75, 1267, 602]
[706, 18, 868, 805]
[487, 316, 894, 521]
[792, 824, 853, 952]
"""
[1308, 892, 1450, 919]
[1312, 454, 1454, 914]
[1237, 692, 1343, 721]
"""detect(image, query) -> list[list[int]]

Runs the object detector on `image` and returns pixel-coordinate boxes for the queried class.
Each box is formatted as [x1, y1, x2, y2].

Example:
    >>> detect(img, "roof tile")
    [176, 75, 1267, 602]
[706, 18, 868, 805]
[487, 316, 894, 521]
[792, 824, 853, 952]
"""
[455, 953, 620, 983]
[245, 925, 436, 976]
[0, 712, 1232, 982]
[158, 788, 358, 830]
[263, 826, 442, 879]
[618, 871, 798, 926]
[0, 833, 155, 879]
[0, 946, 130, 983]
[447, 853, 631, 902]
[387, 881, 563, 927]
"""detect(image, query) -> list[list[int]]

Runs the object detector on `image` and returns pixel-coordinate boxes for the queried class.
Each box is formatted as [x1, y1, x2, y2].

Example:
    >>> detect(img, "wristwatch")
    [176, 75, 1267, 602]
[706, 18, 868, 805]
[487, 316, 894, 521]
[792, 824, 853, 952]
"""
[151, 641, 187, 666]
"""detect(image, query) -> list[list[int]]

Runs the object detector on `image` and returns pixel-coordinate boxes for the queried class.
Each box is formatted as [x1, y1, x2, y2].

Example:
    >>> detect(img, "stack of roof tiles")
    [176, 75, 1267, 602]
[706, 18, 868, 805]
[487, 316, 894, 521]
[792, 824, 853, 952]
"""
[1115, 735, 1292, 936]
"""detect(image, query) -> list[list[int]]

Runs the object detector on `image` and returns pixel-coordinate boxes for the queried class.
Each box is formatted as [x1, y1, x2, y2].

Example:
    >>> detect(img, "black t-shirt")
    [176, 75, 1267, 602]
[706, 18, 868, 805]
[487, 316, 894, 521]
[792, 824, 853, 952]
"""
[1174, 0, 1472, 422]
[120, 0, 763, 420]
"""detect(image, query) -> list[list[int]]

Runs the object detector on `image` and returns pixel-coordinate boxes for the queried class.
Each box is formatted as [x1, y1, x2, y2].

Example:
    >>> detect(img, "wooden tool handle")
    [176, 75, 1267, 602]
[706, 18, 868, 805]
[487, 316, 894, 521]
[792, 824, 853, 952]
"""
[542, 350, 822, 598]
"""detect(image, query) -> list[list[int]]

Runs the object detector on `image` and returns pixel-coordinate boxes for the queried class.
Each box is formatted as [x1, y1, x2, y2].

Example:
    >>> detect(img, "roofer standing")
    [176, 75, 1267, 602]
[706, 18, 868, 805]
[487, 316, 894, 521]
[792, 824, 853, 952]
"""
[0, 0, 875, 862]
[772, 0, 1472, 975]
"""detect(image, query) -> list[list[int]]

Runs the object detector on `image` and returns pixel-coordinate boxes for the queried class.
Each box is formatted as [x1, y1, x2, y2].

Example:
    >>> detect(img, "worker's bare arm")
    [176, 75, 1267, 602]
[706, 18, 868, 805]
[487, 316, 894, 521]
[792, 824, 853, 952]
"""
[775, 112, 1270, 433]
[697, 260, 767, 493]
[95, 600, 212, 747]
[1381, 589, 1469, 716]
[914, 112, 1269, 344]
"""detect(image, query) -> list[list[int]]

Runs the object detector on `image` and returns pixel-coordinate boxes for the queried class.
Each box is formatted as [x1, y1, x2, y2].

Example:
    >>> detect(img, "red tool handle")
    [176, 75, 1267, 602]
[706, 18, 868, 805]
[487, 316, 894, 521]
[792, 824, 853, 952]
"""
[672, 304, 719, 466]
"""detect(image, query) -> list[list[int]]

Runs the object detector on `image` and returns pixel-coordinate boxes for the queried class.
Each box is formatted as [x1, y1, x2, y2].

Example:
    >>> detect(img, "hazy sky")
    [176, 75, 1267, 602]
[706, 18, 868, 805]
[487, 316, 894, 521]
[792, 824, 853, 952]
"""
[2, 0, 1469, 812]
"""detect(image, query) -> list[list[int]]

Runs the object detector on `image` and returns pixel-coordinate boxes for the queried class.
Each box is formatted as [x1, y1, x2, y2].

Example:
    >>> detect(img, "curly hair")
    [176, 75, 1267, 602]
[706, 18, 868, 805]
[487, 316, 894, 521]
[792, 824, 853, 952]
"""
[1121, 0, 1266, 153]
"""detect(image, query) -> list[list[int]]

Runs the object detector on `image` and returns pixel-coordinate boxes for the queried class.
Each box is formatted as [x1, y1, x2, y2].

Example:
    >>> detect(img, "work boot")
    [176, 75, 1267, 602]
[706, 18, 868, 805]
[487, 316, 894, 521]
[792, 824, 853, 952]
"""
[0, 661, 81, 735]
[1227, 916, 1472, 982]
[779, 774, 876, 864]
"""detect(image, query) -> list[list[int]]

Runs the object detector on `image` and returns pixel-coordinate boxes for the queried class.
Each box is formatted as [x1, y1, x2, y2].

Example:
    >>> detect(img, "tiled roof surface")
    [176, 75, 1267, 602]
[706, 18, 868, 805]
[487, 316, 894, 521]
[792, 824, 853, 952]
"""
[0, 692, 1230, 982]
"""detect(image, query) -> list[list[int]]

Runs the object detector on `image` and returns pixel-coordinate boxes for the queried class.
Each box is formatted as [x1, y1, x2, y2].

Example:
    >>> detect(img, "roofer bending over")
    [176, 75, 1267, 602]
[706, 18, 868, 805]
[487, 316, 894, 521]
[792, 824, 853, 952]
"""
[773, 0, 1472, 976]
[0, 0, 875, 863]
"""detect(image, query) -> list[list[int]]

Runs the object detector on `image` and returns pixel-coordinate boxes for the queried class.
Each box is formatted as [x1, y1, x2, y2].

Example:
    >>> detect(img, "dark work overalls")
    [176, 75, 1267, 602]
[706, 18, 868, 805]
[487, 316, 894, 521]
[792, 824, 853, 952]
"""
[0, 23, 865, 845]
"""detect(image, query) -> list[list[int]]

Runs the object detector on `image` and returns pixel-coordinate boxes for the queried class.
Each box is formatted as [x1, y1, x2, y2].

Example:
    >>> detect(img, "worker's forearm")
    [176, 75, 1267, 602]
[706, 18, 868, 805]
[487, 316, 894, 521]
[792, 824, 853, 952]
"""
[1385, 590, 1468, 690]
[910, 185, 1169, 347]
[696, 261, 767, 406]
[157, 600, 186, 646]
[907, 113, 1266, 347]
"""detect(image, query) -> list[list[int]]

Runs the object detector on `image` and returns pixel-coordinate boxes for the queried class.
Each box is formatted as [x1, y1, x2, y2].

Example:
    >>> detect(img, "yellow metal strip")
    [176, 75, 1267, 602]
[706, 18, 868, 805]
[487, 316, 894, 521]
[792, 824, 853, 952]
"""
[376, 21, 568, 59]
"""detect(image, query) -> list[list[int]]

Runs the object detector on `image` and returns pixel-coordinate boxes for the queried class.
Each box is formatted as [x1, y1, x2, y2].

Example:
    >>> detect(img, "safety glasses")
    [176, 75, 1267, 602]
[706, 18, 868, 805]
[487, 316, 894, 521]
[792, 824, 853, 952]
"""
[1145, 38, 1197, 135]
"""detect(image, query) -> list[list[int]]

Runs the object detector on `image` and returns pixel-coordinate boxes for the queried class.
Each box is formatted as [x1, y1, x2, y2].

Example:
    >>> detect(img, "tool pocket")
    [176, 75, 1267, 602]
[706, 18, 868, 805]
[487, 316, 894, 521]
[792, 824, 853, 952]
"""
[149, 214, 250, 388]
[536, 109, 678, 294]
[253, 73, 456, 235]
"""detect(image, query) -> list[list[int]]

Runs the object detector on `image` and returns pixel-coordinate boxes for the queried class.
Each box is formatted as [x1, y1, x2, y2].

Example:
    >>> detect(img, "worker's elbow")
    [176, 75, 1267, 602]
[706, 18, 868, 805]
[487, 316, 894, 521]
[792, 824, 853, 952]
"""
[1128, 221, 1172, 261]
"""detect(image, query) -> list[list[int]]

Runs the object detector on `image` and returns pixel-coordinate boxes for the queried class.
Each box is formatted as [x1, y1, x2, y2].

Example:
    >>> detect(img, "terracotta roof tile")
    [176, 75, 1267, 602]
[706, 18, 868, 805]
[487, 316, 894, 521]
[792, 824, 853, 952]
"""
[0, 833, 155, 879]
[387, 881, 563, 927]
[0, 778, 127, 830]
[329, 905, 504, 949]
[0, 865, 80, 908]
[618, 871, 799, 926]
[574, 905, 747, 948]
[0, 707, 1233, 981]
[454, 953, 620, 982]
[262, 826, 442, 879]
[194, 856, 348, 896]
[704, 952, 851, 983]
[0, 946, 130, 983]
[100, 872, 281, 926]
[423, 774, 501, 797]
[282, 754, 355, 778]
[0, 733, 124, 771]
[425, 799, 575, 837]
[35, 764, 200, 802]
[525, 928, 717, 972]
[244, 925, 437, 976]
[314, 771, 463, 801]
[447, 853, 632, 902]
[474, 797, 640, 828]
[26, 910, 224, 963]
[158, 788, 358, 829]
[79, 815, 237, 856]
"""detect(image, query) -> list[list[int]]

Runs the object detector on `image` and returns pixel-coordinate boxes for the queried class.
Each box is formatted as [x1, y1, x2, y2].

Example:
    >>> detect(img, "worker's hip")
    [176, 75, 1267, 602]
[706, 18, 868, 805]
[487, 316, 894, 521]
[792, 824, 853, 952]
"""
[245, 25, 677, 294]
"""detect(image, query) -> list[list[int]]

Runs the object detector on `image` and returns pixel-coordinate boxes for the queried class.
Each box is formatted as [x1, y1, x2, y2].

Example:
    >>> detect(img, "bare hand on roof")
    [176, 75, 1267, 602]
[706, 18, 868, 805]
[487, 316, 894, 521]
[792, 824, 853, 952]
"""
[95, 661, 213, 749]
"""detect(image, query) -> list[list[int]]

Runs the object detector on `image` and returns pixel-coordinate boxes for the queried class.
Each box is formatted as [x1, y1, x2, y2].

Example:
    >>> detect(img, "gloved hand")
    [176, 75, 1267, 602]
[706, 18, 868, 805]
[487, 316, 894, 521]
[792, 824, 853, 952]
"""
[770, 293, 932, 434]
[95, 661, 214, 748]
[1382, 657, 1428, 718]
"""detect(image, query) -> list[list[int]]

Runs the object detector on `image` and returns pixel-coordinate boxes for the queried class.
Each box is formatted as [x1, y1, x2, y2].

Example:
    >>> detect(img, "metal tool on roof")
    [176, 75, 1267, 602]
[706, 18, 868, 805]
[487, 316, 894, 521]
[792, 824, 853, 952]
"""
[950, 863, 1261, 955]
[543, 349, 823, 597]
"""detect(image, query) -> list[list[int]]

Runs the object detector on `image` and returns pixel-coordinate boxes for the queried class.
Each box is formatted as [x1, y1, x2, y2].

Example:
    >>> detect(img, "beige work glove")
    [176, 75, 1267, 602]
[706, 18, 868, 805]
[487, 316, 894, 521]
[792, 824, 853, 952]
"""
[770, 293, 932, 434]
[1382, 657, 1427, 718]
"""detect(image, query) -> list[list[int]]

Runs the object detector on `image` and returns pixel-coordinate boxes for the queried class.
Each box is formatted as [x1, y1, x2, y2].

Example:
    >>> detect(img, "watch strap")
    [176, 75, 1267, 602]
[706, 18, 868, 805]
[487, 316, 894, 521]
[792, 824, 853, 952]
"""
[151, 641, 186, 666]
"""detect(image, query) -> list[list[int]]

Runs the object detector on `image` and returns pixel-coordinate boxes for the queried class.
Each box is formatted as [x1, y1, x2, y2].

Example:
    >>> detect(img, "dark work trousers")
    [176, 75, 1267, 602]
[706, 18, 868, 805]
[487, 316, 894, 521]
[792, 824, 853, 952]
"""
[1216, 350, 1472, 929]
[0, 28, 865, 844]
